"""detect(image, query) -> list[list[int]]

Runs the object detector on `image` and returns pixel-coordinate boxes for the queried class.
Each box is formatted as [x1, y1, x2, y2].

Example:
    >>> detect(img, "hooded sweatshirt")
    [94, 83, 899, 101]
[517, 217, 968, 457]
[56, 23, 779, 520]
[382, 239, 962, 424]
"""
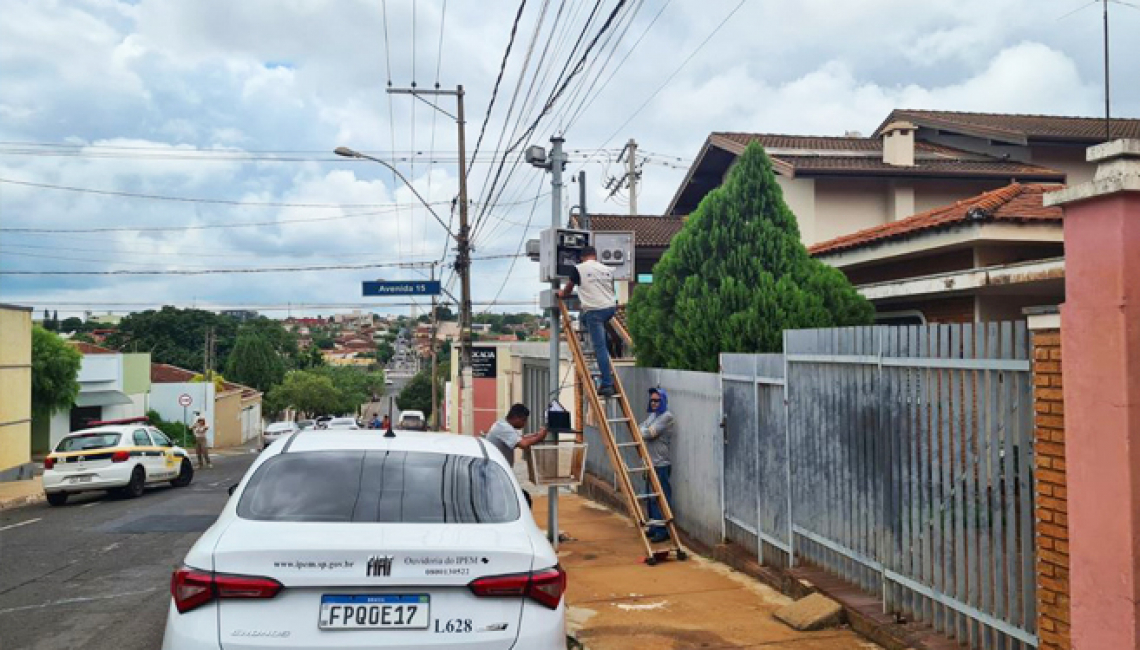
[639, 388, 674, 467]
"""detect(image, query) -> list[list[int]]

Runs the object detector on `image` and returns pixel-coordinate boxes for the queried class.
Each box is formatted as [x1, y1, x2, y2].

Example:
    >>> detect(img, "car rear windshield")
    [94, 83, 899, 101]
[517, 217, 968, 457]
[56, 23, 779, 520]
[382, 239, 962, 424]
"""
[237, 450, 520, 524]
[56, 433, 121, 452]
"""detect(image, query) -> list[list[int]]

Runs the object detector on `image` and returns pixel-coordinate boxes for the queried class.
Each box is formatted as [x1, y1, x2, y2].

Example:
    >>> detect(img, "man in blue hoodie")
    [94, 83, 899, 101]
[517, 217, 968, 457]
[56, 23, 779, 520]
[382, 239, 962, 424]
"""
[639, 387, 675, 543]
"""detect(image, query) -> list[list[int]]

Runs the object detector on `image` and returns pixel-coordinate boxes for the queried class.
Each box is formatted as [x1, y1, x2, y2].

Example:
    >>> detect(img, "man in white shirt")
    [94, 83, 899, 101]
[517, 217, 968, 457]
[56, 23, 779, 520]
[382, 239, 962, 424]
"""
[483, 403, 548, 507]
[559, 246, 618, 396]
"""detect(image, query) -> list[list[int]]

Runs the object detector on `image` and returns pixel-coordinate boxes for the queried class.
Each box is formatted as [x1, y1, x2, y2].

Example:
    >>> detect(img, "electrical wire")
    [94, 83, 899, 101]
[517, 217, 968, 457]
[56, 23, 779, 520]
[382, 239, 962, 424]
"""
[466, 0, 530, 179]
[575, 0, 746, 174]
[481, 177, 545, 313]
[0, 261, 439, 276]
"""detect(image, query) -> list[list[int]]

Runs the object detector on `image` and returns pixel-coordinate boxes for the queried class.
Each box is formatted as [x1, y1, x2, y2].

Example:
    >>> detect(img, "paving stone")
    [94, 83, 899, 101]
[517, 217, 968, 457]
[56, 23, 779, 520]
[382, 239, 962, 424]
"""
[773, 592, 844, 631]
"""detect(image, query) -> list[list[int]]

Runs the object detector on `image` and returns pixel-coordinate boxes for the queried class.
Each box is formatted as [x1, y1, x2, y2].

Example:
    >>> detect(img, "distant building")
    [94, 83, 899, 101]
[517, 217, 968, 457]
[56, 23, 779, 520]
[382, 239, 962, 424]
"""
[220, 309, 259, 322]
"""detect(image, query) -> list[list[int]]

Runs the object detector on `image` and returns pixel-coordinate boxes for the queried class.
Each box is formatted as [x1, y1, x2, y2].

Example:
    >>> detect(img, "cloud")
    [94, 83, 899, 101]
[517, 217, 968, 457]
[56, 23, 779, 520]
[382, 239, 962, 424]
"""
[0, 0, 1136, 316]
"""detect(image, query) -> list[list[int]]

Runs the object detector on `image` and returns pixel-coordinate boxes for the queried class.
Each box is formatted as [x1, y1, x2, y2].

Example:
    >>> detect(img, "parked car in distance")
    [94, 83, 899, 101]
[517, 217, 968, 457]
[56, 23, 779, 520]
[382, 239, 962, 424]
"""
[324, 417, 360, 430]
[397, 410, 427, 431]
[262, 422, 300, 449]
[43, 424, 194, 506]
[297, 420, 315, 431]
[161, 431, 566, 649]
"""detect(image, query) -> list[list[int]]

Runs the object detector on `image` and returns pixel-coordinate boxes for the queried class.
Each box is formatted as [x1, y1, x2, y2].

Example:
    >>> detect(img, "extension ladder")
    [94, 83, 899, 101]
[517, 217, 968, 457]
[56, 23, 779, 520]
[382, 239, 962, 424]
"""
[558, 299, 686, 565]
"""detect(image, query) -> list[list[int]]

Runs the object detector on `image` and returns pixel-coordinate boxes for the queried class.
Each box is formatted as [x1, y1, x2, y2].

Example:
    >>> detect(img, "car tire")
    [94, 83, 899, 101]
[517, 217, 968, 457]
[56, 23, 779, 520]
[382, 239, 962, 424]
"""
[46, 492, 68, 507]
[169, 458, 193, 488]
[122, 465, 146, 499]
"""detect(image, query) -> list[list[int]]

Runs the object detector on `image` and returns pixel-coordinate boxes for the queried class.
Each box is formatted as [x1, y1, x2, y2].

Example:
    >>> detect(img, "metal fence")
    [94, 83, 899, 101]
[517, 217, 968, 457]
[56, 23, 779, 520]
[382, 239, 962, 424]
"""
[735, 324, 1035, 649]
[573, 324, 1035, 649]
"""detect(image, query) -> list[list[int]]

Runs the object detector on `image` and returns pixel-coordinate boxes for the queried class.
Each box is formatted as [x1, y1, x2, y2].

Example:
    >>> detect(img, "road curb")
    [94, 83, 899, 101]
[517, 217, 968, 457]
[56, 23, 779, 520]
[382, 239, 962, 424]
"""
[0, 491, 44, 512]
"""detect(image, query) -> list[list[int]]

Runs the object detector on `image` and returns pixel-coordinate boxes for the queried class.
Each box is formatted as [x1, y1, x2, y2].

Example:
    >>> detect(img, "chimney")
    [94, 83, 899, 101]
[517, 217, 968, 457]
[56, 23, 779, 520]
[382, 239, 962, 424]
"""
[881, 120, 916, 166]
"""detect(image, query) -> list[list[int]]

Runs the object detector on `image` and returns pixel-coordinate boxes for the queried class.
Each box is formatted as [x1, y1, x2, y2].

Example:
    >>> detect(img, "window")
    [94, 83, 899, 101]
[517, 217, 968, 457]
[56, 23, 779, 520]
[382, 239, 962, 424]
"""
[150, 429, 173, 447]
[636, 273, 653, 284]
[237, 450, 520, 524]
[56, 433, 121, 452]
[133, 429, 152, 446]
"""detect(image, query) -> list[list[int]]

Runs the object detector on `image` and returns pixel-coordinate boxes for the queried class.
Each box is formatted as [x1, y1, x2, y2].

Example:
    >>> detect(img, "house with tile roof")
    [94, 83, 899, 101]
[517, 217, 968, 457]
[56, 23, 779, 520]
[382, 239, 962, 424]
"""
[150, 363, 262, 448]
[809, 183, 1064, 324]
[666, 110, 1137, 248]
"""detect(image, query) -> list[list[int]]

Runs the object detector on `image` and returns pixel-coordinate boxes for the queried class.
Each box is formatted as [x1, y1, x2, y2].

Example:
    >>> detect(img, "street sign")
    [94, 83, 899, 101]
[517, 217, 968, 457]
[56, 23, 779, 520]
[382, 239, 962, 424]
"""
[178, 394, 193, 407]
[363, 280, 442, 297]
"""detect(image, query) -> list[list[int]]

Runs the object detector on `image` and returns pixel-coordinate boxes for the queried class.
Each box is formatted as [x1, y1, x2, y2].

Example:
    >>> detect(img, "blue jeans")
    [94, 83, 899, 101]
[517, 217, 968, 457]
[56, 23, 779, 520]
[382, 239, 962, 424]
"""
[647, 464, 672, 538]
[581, 306, 617, 389]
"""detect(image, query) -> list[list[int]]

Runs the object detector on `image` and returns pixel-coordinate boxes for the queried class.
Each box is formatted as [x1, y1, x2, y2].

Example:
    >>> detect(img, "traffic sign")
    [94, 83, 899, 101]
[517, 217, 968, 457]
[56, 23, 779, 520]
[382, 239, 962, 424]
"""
[363, 280, 442, 297]
[178, 394, 193, 407]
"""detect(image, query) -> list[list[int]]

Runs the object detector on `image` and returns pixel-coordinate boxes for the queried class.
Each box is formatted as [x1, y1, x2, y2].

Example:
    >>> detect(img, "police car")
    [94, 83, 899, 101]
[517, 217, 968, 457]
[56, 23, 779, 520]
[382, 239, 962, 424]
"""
[42, 418, 194, 506]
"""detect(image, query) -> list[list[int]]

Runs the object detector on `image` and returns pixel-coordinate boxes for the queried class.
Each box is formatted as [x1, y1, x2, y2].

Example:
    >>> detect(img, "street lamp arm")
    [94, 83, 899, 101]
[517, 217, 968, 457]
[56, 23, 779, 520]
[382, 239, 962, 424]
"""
[334, 147, 454, 237]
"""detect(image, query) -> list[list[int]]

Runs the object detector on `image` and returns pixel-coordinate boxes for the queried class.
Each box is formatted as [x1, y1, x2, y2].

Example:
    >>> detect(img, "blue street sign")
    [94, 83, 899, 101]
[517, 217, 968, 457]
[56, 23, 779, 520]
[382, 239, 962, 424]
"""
[362, 280, 442, 297]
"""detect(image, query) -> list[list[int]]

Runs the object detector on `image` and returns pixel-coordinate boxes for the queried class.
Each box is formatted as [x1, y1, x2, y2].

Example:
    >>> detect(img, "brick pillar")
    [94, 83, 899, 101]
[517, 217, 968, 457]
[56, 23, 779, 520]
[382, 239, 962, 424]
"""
[1029, 312, 1070, 650]
[1044, 140, 1140, 649]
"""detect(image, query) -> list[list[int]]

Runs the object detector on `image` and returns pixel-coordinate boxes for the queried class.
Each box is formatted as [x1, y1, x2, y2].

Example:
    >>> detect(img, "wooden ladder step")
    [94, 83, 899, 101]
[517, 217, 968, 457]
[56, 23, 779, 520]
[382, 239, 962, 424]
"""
[627, 466, 652, 473]
[616, 442, 641, 448]
[635, 493, 659, 500]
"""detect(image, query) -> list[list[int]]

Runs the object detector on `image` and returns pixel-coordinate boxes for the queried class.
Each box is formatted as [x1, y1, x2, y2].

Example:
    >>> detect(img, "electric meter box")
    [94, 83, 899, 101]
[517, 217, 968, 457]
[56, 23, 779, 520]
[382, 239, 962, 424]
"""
[592, 231, 634, 281]
[539, 228, 591, 281]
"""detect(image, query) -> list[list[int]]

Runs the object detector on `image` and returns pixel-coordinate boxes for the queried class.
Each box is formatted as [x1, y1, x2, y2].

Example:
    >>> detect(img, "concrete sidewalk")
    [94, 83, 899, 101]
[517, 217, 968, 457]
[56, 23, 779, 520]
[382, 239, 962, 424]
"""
[0, 477, 43, 511]
[534, 491, 881, 650]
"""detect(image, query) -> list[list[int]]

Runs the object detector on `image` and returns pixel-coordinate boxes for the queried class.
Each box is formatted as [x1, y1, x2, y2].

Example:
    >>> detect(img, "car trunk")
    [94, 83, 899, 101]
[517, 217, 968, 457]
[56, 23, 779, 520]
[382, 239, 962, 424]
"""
[53, 451, 118, 476]
[214, 520, 535, 649]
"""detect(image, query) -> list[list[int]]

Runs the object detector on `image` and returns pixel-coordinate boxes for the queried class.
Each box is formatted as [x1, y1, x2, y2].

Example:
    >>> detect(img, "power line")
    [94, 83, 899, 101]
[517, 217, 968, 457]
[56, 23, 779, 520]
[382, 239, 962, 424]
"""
[575, 0, 746, 173]
[467, 0, 530, 179]
[0, 178, 415, 209]
[482, 177, 545, 312]
[0, 261, 438, 276]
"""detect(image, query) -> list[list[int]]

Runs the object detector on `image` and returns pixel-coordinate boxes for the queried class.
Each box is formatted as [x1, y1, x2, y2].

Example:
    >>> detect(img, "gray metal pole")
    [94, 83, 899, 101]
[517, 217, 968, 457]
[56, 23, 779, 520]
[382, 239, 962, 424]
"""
[548, 136, 565, 548]
[578, 170, 588, 231]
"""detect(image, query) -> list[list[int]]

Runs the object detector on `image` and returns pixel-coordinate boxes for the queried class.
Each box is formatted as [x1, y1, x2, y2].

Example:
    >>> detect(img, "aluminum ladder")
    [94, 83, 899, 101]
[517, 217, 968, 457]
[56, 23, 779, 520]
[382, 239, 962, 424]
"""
[558, 298, 686, 565]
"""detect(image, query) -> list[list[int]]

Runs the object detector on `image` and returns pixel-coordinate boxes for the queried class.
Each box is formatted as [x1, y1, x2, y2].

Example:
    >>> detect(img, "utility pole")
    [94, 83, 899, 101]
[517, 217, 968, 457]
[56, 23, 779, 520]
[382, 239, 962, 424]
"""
[578, 170, 589, 230]
[386, 84, 474, 434]
[1103, 0, 1112, 142]
[605, 138, 641, 216]
[547, 136, 567, 546]
[429, 264, 439, 430]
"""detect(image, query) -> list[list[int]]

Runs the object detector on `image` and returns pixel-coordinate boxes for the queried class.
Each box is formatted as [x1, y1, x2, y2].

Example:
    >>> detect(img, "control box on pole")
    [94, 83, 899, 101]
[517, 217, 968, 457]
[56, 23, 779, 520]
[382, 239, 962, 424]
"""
[539, 228, 591, 281]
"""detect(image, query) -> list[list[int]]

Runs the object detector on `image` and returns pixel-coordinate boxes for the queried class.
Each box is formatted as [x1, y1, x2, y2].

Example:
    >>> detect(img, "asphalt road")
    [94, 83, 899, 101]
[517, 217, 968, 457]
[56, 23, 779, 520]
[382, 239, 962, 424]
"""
[0, 451, 258, 650]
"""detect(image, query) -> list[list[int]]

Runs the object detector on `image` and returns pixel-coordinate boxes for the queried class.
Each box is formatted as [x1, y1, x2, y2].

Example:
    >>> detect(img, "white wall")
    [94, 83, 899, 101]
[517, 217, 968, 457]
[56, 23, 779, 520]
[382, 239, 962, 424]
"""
[775, 176, 816, 243]
[241, 403, 262, 443]
[151, 382, 217, 446]
[102, 392, 147, 422]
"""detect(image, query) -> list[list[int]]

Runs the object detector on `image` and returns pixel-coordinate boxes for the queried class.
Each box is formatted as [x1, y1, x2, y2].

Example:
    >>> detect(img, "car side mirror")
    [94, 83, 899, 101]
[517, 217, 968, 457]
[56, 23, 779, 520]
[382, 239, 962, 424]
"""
[227, 484, 238, 496]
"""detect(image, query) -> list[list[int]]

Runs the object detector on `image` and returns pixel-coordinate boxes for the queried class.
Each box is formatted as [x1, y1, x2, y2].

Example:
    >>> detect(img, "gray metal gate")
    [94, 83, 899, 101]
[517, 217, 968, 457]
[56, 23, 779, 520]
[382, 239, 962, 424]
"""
[721, 323, 1036, 649]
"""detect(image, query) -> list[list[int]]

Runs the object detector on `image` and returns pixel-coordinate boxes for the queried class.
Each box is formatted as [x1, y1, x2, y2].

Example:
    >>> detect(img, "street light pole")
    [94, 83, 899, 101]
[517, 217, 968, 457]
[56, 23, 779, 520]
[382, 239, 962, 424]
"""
[338, 84, 474, 435]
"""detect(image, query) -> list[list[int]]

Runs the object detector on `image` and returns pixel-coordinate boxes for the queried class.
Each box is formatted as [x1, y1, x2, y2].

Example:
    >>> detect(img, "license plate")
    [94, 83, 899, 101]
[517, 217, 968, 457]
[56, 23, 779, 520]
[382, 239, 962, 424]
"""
[68, 475, 94, 484]
[318, 595, 429, 630]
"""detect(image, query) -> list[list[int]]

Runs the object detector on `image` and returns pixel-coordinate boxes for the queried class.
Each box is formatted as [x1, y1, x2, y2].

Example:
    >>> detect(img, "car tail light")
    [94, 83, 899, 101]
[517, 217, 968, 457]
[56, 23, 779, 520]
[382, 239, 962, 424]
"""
[44, 457, 55, 470]
[171, 567, 283, 614]
[469, 565, 566, 610]
[111, 450, 131, 463]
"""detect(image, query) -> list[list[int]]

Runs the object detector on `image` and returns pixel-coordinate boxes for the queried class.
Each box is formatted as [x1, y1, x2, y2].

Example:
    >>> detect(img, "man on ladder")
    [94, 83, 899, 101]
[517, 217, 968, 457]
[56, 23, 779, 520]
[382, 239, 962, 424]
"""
[558, 245, 617, 397]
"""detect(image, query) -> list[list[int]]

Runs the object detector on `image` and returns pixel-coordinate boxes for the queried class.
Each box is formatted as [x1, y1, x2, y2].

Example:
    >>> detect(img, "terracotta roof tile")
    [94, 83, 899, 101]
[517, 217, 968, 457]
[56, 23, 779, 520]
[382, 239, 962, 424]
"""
[708, 133, 1064, 180]
[568, 214, 686, 247]
[70, 341, 117, 354]
[809, 183, 1064, 256]
[151, 363, 197, 383]
[876, 109, 1140, 143]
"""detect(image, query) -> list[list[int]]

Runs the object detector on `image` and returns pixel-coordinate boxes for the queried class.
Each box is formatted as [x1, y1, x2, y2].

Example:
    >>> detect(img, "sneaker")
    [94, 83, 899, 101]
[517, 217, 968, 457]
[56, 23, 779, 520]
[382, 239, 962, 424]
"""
[598, 385, 616, 397]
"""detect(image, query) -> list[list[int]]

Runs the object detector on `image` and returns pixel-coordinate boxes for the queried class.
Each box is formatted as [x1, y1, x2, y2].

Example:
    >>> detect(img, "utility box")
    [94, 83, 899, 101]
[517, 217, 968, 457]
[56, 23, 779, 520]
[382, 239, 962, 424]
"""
[592, 232, 634, 281]
[539, 228, 591, 281]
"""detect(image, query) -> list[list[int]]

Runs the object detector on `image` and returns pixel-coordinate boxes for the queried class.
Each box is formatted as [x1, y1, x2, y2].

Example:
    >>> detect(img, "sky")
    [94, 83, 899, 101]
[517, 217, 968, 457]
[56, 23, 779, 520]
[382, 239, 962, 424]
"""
[1, 0, 1137, 319]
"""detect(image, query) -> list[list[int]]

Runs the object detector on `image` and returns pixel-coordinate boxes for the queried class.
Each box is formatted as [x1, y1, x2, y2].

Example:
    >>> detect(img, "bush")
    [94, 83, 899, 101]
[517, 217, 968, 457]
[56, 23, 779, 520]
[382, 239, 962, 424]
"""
[147, 409, 194, 448]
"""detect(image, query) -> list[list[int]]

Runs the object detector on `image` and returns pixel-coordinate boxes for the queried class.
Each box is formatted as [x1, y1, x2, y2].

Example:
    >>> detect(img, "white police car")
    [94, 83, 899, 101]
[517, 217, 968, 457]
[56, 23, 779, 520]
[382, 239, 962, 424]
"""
[43, 422, 194, 506]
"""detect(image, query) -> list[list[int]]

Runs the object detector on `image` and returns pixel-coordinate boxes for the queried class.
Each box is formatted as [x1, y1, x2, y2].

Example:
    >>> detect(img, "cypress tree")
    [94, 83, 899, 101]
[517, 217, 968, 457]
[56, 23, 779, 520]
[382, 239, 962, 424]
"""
[627, 142, 874, 371]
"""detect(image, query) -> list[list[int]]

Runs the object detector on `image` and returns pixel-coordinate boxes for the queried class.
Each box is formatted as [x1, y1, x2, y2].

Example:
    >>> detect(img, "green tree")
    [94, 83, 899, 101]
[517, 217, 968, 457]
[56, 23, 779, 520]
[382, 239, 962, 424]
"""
[265, 371, 343, 417]
[31, 326, 81, 415]
[312, 366, 385, 413]
[103, 307, 239, 370]
[313, 334, 335, 350]
[627, 142, 874, 371]
[295, 345, 325, 369]
[59, 317, 84, 333]
[225, 330, 286, 392]
[376, 340, 395, 364]
[397, 370, 433, 418]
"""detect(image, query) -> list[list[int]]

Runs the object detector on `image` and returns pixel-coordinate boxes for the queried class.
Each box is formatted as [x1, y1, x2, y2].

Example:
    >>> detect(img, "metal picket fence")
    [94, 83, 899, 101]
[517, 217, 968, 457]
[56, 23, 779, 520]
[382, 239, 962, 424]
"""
[723, 323, 1036, 649]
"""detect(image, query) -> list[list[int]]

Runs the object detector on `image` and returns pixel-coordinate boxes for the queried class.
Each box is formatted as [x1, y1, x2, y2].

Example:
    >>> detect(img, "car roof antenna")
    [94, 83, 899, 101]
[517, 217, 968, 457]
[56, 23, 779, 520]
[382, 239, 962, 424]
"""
[384, 395, 396, 438]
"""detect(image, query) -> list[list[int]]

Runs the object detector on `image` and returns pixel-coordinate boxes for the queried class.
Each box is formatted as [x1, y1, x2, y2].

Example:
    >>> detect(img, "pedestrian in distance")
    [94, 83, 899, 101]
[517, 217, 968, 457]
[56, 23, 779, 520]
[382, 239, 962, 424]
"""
[369, 414, 382, 429]
[482, 403, 549, 508]
[640, 388, 674, 543]
[559, 245, 618, 397]
[381, 415, 391, 430]
[191, 414, 212, 469]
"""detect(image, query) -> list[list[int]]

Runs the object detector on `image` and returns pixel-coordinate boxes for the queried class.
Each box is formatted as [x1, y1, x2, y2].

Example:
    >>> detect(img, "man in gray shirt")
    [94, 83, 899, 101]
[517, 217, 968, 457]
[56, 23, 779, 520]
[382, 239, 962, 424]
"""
[483, 404, 549, 507]
[639, 388, 674, 542]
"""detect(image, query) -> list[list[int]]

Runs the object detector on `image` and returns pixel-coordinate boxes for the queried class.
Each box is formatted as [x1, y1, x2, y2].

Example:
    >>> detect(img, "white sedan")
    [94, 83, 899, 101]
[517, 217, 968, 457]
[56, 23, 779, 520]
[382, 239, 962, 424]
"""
[161, 431, 566, 649]
[324, 417, 360, 430]
[43, 425, 194, 506]
[262, 421, 300, 449]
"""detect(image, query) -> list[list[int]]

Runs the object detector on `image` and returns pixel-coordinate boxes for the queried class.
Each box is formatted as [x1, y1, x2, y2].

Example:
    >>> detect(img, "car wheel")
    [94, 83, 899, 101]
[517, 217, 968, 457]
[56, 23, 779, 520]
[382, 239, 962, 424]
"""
[124, 465, 146, 498]
[46, 492, 68, 507]
[169, 458, 193, 488]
